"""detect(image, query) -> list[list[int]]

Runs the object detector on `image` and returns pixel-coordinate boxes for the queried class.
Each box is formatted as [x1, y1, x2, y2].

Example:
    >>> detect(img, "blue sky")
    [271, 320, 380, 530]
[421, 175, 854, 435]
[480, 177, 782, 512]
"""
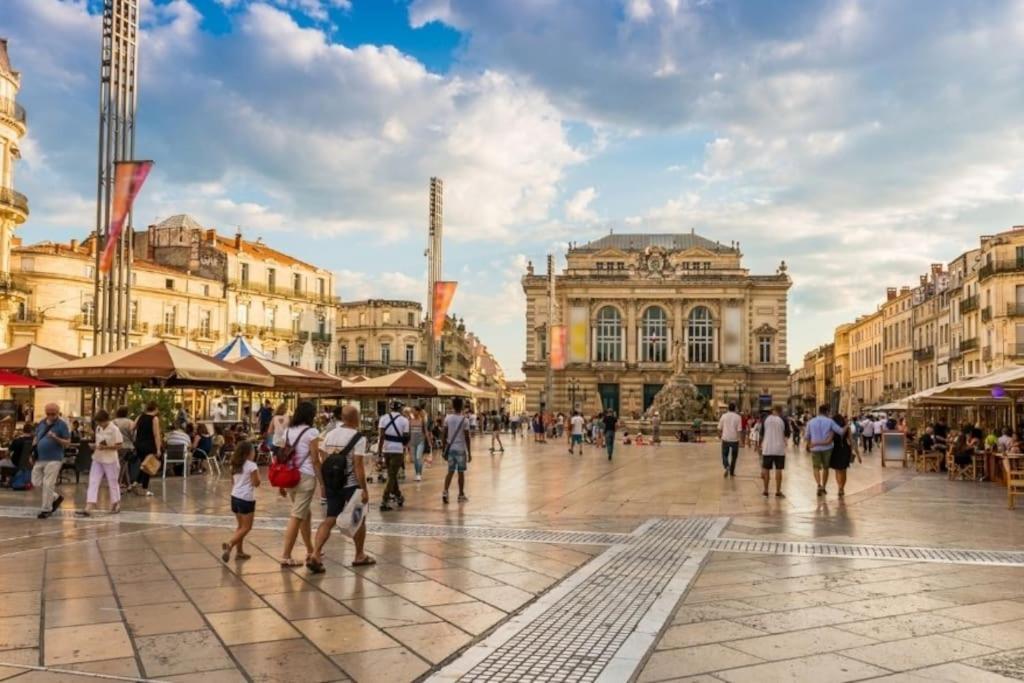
[7, 0, 1024, 378]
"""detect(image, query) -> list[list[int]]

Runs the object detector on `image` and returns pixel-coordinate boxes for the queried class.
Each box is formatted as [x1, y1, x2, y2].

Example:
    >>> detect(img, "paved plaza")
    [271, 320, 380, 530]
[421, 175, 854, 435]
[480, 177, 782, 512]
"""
[1, 436, 1023, 682]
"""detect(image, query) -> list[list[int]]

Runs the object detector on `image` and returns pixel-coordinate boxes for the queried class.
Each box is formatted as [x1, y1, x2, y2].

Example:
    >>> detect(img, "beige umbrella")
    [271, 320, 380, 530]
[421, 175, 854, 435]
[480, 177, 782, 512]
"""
[438, 374, 497, 400]
[0, 343, 77, 376]
[228, 356, 341, 393]
[38, 341, 273, 388]
[343, 369, 470, 398]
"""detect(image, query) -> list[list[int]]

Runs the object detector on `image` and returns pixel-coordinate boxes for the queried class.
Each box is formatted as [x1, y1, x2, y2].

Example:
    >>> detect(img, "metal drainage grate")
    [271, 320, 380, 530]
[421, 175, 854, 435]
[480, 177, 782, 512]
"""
[703, 537, 1024, 567]
[365, 522, 633, 546]
[455, 518, 705, 683]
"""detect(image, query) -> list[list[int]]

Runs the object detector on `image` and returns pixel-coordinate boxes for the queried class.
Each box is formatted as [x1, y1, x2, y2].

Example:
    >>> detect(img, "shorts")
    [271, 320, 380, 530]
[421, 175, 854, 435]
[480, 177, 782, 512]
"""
[761, 455, 785, 470]
[325, 485, 358, 519]
[571, 434, 583, 445]
[230, 496, 255, 515]
[447, 449, 468, 473]
[811, 449, 833, 469]
[288, 474, 317, 519]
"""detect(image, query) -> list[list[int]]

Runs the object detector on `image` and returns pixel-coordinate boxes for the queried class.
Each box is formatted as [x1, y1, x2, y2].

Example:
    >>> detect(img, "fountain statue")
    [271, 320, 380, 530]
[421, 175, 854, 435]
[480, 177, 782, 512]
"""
[649, 340, 713, 422]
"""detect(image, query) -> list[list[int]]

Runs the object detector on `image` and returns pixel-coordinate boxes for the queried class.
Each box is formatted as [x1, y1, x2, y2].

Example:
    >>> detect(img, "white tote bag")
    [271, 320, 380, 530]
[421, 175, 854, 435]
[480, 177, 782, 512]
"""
[339, 489, 367, 538]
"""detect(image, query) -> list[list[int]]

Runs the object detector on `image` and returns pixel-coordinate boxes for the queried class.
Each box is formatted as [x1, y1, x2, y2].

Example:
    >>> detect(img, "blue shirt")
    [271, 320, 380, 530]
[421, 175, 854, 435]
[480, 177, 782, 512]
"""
[35, 419, 70, 462]
[805, 415, 844, 452]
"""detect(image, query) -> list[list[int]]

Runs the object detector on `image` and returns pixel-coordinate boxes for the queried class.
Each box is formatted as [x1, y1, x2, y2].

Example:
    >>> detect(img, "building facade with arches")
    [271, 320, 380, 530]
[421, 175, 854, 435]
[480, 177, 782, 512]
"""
[522, 232, 791, 417]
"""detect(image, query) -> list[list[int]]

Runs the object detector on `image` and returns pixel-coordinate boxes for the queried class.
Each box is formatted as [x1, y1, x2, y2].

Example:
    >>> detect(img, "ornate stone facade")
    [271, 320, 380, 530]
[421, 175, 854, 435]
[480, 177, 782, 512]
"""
[522, 232, 791, 417]
[0, 40, 28, 351]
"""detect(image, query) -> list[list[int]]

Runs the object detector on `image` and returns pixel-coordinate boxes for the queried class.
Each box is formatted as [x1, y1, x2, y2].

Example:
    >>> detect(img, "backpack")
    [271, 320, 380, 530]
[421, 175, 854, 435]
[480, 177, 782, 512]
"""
[321, 432, 363, 491]
[268, 427, 313, 489]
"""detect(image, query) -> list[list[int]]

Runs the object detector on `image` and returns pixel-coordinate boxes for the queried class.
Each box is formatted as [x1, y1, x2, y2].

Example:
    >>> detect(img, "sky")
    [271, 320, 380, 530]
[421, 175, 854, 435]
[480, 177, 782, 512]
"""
[5, 0, 1024, 379]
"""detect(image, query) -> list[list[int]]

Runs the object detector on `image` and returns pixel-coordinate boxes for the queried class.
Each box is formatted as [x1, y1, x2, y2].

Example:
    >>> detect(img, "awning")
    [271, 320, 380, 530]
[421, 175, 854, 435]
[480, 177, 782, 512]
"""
[341, 369, 471, 398]
[39, 341, 273, 388]
[0, 343, 77, 376]
[438, 374, 497, 400]
[228, 356, 341, 393]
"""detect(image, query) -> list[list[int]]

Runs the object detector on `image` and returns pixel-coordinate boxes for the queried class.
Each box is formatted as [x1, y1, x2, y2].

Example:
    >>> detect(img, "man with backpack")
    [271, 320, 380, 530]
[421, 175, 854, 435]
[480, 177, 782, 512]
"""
[307, 405, 375, 573]
[376, 401, 410, 512]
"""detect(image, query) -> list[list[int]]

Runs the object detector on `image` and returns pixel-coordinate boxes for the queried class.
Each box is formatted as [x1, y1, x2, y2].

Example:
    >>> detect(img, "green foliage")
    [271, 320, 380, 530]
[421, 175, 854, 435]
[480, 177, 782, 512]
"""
[124, 386, 177, 430]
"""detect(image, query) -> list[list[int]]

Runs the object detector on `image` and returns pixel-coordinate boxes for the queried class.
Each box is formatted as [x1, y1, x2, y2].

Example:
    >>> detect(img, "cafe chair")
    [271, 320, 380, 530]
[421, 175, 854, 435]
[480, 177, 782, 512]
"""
[162, 443, 190, 480]
[946, 447, 973, 481]
[1004, 457, 1024, 510]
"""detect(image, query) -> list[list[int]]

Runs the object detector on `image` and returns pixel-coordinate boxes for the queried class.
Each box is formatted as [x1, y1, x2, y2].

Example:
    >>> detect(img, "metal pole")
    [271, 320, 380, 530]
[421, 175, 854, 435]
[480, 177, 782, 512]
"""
[544, 253, 554, 413]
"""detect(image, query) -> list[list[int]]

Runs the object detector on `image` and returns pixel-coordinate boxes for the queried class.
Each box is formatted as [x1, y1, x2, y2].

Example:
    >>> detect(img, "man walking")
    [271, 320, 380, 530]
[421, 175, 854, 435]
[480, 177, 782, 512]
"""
[307, 405, 375, 573]
[759, 405, 788, 497]
[569, 410, 585, 456]
[489, 410, 505, 453]
[718, 403, 742, 477]
[602, 409, 618, 461]
[443, 397, 471, 504]
[376, 401, 409, 512]
[859, 415, 874, 453]
[32, 403, 70, 519]
[805, 404, 846, 496]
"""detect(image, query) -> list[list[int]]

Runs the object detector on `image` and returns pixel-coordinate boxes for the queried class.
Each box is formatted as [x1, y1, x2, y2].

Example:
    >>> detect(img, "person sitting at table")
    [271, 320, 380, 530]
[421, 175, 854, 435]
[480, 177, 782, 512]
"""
[70, 420, 82, 445]
[919, 427, 935, 453]
[165, 421, 192, 476]
[997, 427, 1014, 454]
[192, 423, 214, 473]
[223, 424, 237, 452]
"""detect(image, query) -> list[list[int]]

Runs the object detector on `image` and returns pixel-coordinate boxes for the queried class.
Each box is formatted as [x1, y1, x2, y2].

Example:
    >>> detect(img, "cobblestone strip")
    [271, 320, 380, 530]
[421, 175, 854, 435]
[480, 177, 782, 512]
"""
[704, 537, 1024, 566]
[429, 518, 716, 683]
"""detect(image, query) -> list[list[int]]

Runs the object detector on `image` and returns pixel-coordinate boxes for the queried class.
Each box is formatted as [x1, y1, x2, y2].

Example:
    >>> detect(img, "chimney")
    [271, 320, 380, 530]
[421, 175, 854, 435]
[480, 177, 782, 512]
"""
[919, 275, 927, 286]
[88, 232, 98, 257]
[234, 228, 242, 250]
[206, 229, 216, 245]
[70, 239, 78, 251]
[900, 286, 911, 296]
[886, 287, 897, 301]
[931, 263, 943, 276]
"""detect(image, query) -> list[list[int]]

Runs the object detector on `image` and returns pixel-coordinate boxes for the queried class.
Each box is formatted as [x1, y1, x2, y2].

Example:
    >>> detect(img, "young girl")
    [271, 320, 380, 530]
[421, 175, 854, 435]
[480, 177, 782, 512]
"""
[223, 441, 259, 562]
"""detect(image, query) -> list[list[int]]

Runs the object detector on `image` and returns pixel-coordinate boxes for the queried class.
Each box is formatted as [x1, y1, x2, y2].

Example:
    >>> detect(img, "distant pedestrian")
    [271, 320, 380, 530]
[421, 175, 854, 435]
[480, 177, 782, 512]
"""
[569, 411, 585, 455]
[409, 405, 432, 482]
[860, 415, 874, 452]
[829, 415, 859, 498]
[602, 409, 618, 460]
[651, 411, 662, 445]
[759, 406, 788, 498]
[442, 397, 471, 504]
[490, 410, 505, 453]
[718, 403, 742, 477]
[223, 441, 259, 562]
[32, 403, 70, 518]
[258, 399, 274, 437]
[805, 404, 847, 496]
[76, 410, 123, 516]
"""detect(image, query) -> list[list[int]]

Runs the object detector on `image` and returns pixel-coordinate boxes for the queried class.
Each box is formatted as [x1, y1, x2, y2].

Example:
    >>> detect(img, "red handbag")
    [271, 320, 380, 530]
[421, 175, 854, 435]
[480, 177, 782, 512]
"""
[268, 427, 312, 489]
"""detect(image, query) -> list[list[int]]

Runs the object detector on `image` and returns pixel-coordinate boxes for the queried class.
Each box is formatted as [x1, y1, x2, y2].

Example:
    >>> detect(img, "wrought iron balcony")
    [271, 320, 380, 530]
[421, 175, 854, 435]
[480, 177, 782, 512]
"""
[978, 259, 1024, 282]
[0, 98, 26, 126]
[230, 323, 259, 337]
[960, 337, 979, 352]
[981, 306, 993, 323]
[335, 360, 427, 374]
[228, 278, 341, 305]
[11, 309, 42, 325]
[913, 346, 935, 361]
[260, 326, 297, 341]
[308, 331, 332, 344]
[0, 188, 29, 217]
[959, 295, 979, 314]
[155, 324, 186, 337]
[0, 272, 30, 295]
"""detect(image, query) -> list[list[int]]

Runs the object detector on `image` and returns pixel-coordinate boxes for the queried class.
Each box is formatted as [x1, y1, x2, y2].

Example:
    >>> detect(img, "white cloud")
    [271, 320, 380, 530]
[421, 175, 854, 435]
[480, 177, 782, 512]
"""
[564, 187, 599, 222]
[333, 269, 424, 302]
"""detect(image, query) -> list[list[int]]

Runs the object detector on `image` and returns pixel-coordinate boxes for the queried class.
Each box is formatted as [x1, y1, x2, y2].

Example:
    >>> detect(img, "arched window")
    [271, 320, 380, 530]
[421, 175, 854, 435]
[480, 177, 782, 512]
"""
[687, 306, 714, 363]
[595, 306, 622, 362]
[641, 306, 668, 362]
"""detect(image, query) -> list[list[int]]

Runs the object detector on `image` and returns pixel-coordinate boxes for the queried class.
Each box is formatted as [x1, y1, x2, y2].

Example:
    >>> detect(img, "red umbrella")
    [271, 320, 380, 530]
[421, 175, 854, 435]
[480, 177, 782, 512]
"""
[0, 370, 54, 388]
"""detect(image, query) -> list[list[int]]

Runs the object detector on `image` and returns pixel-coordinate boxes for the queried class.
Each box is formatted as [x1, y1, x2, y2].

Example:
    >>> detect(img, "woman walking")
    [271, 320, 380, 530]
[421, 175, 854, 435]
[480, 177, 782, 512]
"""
[129, 402, 161, 497]
[829, 415, 860, 498]
[279, 401, 319, 567]
[76, 410, 123, 516]
[409, 405, 433, 482]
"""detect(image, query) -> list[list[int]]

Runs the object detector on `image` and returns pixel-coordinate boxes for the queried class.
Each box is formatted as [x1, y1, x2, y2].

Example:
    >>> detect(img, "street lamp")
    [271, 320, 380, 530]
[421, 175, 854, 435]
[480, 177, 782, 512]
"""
[734, 380, 747, 411]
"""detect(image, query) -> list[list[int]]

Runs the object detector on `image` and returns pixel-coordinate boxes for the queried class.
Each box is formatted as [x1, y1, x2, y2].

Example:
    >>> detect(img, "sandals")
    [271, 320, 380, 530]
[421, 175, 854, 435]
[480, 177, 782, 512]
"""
[236, 552, 252, 560]
[279, 558, 303, 568]
[306, 558, 326, 574]
[351, 557, 377, 567]
[221, 543, 231, 563]
[75, 510, 92, 518]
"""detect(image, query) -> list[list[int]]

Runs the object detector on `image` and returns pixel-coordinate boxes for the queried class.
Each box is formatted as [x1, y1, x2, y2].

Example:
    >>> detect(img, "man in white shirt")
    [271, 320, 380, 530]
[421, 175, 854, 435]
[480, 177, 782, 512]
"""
[718, 403, 743, 477]
[860, 416, 875, 453]
[872, 416, 885, 447]
[758, 406, 788, 498]
[569, 411, 586, 456]
[310, 405, 374, 572]
[377, 402, 410, 512]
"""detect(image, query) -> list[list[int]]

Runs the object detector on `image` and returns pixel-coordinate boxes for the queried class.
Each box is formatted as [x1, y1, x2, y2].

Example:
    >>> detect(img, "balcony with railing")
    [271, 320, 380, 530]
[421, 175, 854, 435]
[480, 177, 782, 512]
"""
[155, 324, 186, 338]
[191, 327, 217, 341]
[11, 309, 43, 326]
[73, 314, 95, 330]
[978, 258, 1024, 281]
[1008, 303, 1024, 317]
[960, 295, 979, 314]
[335, 360, 427, 374]
[260, 326, 297, 341]
[913, 346, 935, 361]
[981, 306, 993, 323]
[230, 323, 259, 337]
[308, 331, 332, 344]
[227, 278, 341, 305]
[0, 97, 26, 127]
[960, 337, 979, 352]
[0, 188, 29, 218]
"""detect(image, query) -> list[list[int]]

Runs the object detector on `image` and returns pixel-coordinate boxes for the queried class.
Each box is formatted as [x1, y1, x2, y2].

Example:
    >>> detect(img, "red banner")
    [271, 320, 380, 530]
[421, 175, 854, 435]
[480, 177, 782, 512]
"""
[100, 160, 154, 274]
[432, 281, 457, 341]
[550, 324, 566, 370]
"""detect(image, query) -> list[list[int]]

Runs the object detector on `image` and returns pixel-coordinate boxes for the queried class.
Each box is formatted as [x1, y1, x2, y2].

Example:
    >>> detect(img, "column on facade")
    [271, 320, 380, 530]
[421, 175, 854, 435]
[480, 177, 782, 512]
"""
[625, 302, 635, 363]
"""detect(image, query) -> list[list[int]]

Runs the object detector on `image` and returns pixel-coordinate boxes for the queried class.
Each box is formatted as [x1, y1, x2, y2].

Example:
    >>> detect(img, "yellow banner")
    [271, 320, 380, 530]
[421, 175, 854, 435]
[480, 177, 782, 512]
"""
[568, 306, 588, 363]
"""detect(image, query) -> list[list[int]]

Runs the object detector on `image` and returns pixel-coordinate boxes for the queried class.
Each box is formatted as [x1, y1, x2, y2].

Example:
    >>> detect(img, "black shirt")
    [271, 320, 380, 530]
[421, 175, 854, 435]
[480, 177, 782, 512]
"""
[603, 415, 618, 433]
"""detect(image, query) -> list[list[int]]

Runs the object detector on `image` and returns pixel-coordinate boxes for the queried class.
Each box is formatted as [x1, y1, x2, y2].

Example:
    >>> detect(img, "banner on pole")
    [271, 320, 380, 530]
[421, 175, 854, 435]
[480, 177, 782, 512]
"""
[432, 281, 458, 341]
[568, 306, 588, 363]
[100, 160, 154, 274]
[550, 324, 567, 370]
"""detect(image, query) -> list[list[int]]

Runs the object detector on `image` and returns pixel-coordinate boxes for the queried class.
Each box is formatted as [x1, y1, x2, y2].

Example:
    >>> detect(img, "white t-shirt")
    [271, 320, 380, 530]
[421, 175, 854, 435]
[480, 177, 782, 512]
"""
[231, 460, 259, 501]
[861, 419, 874, 437]
[760, 415, 787, 456]
[271, 415, 288, 447]
[718, 411, 742, 442]
[378, 413, 410, 454]
[874, 419, 885, 435]
[93, 422, 124, 464]
[284, 425, 318, 476]
[571, 415, 585, 435]
[444, 413, 469, 452]
[321, 426, 366, 488]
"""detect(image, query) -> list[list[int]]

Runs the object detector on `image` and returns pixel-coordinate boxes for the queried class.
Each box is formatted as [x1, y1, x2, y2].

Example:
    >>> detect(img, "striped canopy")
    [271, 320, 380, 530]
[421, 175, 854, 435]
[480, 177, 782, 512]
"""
[213, 335, 268, 362]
